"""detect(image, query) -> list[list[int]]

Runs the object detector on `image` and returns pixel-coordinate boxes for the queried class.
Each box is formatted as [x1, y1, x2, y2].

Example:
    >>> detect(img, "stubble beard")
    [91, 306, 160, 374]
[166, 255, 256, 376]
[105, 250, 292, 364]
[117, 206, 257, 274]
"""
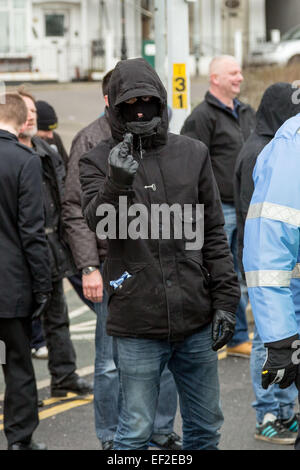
[19, 125, 38, 139]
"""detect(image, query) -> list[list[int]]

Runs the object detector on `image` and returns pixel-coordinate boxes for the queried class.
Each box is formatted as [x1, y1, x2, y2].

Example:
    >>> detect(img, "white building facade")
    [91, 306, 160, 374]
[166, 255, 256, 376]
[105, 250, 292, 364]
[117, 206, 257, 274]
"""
[0, 0, 142, 82]
[1, 0, 298, 82]
[190, 0, 267, 74]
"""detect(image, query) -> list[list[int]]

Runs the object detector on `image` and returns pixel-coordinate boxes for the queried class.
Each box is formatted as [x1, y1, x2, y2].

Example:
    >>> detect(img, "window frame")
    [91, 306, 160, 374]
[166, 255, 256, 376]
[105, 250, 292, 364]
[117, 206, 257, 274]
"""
[0, 0, 27, 54]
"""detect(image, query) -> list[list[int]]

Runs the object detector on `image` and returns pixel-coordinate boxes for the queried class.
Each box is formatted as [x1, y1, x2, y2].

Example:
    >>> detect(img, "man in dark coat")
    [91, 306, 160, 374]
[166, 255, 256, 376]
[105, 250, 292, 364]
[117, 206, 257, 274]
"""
[35, 99, 69, 168]
[79, 58, 240, 450]
[0, 93, 52, 450]
[235, 82, 300, 264]
[234, 82, 300, 443]
[181, 55, 256, 358]
[30, 99, 69, 360]
[63, 70, 181, 450]
[17, 87, 92, 398]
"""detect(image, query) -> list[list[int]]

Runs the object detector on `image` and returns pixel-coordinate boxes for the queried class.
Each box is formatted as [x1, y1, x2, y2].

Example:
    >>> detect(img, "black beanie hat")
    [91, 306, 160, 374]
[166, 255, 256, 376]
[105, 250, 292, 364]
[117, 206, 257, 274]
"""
[36, 100, 58, 131]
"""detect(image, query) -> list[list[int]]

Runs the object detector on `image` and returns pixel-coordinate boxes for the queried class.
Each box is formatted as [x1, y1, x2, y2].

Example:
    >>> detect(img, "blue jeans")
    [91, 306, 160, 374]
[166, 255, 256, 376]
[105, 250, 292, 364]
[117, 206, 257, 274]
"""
[222, 202, 249, 346]
[69, 271, 178, 443]
[250, 325, 297, 424]
[94, 291, 119, 442]
[114, 325, 224, 450]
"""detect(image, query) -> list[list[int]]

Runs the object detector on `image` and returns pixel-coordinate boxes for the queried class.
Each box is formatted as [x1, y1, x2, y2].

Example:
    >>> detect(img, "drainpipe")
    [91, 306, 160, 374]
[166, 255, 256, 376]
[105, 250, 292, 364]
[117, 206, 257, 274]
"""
[154, 0, 166, 86]
[121, 0, 127, 60]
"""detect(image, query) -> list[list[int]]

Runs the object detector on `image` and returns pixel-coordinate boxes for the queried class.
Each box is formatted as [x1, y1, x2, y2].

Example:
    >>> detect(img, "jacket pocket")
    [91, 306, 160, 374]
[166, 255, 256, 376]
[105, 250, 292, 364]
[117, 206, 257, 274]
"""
[176, 251, 212, 320]
[103, 258, 149, 299]
[182, 251, 210, 286]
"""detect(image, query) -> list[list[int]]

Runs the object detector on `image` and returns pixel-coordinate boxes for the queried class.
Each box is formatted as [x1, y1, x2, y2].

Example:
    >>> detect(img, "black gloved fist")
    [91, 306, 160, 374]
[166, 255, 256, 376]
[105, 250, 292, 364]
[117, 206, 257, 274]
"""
[32, 292, 51, 321]
[212, 309, 236, 351]
[108, 133, 139, 187]
[262, 336, 299, 390]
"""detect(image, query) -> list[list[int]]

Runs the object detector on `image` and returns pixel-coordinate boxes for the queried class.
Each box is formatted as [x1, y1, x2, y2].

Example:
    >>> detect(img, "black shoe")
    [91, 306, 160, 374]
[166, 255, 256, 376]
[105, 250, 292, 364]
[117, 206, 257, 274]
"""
[8, 440, 47, 450]
[149, 432, 182, 450]
[255, 415, 296, 445]
[51, 377, 93, 397]
[281, 413, 299, 433]
[102, 440, 114, 450]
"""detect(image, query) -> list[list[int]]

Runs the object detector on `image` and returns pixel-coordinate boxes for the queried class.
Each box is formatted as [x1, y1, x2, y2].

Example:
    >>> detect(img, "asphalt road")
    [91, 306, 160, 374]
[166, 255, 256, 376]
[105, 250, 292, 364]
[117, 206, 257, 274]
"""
[0, 282, 297, 451]
[0, 79, 299, 451]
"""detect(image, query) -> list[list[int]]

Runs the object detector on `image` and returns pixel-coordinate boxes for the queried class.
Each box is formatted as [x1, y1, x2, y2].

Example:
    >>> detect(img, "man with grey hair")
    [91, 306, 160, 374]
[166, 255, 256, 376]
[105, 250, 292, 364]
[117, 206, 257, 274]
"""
[181, 55, 256, 357]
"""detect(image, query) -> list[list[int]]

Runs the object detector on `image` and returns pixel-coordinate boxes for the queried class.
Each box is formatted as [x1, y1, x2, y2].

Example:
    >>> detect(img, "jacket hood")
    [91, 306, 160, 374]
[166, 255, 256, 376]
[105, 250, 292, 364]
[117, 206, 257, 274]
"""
[107, 58, 168, 147]
[255, 82, 300, 137]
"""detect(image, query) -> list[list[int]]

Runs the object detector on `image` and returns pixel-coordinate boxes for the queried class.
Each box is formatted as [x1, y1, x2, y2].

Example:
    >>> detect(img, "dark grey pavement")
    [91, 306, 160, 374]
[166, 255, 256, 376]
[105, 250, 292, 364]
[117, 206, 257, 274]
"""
[0, 79, 298, 451]
[1, 282, 297, 451]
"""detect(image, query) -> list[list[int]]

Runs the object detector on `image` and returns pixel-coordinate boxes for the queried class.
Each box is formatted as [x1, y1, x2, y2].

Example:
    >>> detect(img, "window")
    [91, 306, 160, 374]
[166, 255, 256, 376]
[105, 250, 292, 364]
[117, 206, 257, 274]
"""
[14, 10, 25, 52]
[0, 0, 27, 53]
[13, 0, 25, 7]
[0, 12, 9, 53]
[45, 14, 65, 37]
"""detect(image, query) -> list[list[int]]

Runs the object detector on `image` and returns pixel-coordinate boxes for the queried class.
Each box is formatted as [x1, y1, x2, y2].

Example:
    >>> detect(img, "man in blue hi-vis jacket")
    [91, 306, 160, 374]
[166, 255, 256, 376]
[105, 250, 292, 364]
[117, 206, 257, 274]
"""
[243, 111, 300, 449]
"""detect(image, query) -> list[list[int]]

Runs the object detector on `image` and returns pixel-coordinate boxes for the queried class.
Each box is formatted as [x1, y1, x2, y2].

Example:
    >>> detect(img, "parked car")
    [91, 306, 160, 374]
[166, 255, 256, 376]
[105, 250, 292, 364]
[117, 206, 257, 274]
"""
[248, 24, 300, 66]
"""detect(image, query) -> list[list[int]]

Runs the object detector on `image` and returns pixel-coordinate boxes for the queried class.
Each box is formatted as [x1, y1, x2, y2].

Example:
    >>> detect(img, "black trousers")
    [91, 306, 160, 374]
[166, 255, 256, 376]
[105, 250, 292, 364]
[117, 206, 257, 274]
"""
[42, 279, 77, 387]
[0, 317, 39, 446]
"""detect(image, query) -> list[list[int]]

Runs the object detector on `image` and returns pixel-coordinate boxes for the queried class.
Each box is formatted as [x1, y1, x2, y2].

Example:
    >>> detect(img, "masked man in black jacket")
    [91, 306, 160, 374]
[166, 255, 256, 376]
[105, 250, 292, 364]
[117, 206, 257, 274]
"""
[63, 70, 181, 450]
[17, 87, 92, 398]
[79, 58, 240, 450]
[0, 93, 52, 450]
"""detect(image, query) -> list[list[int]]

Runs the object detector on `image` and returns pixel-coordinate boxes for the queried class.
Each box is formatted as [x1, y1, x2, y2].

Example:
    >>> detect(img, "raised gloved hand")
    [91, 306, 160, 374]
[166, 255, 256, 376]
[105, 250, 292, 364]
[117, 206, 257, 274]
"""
[32, 292, 52, 321]
[108, 133, 139, 188]
[262, 336, 299, 389]
[212, 309, 236, 351]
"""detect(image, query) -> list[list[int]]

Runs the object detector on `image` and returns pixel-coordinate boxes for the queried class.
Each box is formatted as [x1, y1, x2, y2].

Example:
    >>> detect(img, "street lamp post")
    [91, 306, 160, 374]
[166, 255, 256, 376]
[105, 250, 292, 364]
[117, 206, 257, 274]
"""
[121, 0, 127, 60]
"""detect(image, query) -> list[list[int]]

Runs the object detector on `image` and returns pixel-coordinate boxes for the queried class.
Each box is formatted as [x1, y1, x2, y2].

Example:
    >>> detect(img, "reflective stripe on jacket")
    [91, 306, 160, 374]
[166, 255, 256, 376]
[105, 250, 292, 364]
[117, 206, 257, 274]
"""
[243, 113, 300, 343]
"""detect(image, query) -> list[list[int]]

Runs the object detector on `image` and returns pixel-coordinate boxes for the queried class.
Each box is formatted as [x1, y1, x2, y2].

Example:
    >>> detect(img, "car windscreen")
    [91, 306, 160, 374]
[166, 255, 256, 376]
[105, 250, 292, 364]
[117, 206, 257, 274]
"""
[282, 24, 300, 41]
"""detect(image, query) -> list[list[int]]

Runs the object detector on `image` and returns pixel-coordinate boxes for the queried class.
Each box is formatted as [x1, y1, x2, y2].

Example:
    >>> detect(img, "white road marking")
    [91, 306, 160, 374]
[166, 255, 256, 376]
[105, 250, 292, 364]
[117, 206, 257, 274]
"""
[70, 320, 96, 332]
[69, 305, 90, 319]
[71, 333, 95, 341]
[0, 365, 94, 401]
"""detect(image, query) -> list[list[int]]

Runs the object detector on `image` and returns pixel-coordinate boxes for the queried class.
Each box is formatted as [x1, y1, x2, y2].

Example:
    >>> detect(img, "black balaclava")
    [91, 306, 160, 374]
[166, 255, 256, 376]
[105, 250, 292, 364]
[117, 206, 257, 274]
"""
[120, 97, 160, 123]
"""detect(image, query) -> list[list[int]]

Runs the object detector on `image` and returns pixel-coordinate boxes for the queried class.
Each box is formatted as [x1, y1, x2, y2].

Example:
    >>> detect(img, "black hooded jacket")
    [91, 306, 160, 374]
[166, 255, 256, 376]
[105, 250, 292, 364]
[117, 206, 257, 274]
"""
[32, 136, 76, 281]
[180, 91, 255, 204]
[234, 82, 300, 272]
[79, 58, 240, 341]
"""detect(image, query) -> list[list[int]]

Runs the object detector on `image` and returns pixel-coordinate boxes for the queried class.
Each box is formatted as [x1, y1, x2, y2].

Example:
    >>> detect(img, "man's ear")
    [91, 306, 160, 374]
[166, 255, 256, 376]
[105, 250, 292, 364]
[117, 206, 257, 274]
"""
[104, 94, 109, 107]
[210, 73, 219, 87]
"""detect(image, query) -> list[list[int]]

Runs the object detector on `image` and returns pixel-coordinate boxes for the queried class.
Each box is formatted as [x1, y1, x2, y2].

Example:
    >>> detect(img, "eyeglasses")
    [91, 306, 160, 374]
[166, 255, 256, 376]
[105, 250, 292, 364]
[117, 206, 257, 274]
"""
[124, 96, 152, 104]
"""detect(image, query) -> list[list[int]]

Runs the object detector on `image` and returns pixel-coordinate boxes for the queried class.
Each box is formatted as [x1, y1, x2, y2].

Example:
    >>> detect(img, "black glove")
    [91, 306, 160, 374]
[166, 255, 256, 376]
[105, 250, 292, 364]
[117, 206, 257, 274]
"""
[32, 292, 51, 321]
[262, 336, 299, 390]
[108, 133, 139, 188]
[212, 309, 236, 351]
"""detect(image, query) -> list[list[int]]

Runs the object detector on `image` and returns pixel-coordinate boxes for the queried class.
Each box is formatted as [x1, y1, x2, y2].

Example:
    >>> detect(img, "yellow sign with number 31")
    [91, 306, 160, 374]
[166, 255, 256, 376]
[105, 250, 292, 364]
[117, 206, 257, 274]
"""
[172, 63, 188, 109]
